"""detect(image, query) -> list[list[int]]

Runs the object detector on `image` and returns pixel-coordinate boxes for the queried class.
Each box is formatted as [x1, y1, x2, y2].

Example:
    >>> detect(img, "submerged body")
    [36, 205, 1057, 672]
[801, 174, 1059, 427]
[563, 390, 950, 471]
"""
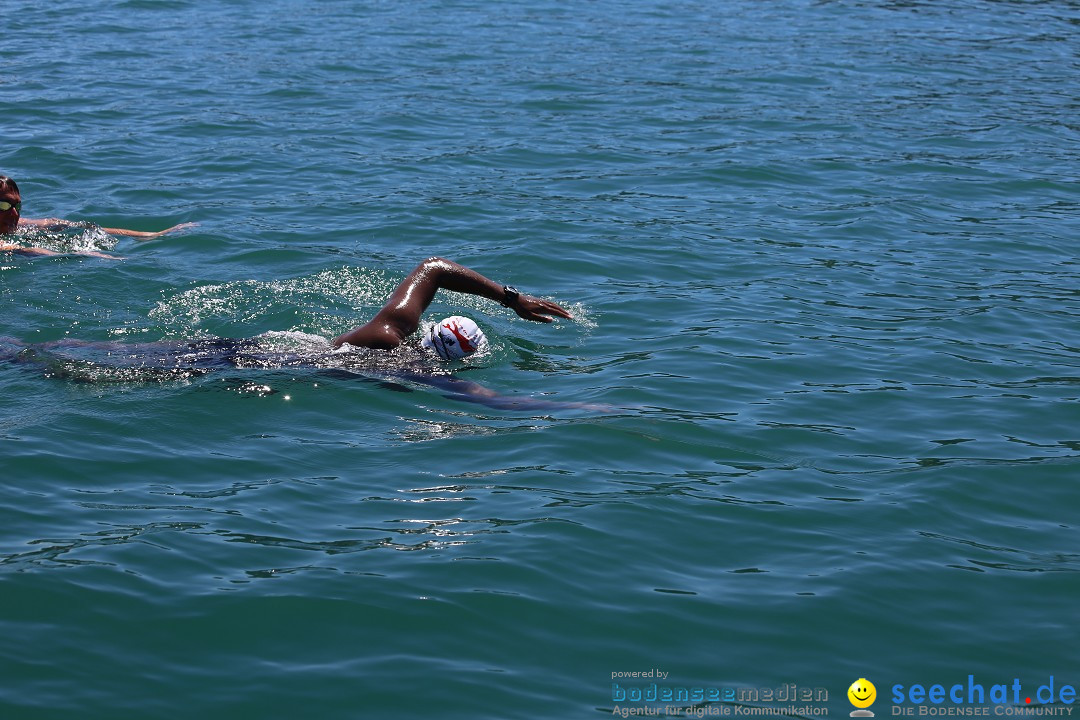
[0, 333, 605, 412]
[3, 332, 438, 377]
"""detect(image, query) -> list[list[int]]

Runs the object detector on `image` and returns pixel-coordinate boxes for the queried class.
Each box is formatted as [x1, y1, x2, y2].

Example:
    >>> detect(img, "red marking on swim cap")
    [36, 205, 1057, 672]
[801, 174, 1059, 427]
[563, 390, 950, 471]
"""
[443, 321, 476, 354]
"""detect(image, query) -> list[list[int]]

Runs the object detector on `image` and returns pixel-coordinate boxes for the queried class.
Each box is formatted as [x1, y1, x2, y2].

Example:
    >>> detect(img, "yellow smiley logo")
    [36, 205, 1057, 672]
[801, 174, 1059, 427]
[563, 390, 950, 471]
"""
[848, 678, 877, 710]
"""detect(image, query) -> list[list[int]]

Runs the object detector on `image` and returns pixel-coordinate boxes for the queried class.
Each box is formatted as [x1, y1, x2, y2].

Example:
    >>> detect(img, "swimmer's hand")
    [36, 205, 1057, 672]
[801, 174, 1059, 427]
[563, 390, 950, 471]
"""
[509, 294, 573, 323]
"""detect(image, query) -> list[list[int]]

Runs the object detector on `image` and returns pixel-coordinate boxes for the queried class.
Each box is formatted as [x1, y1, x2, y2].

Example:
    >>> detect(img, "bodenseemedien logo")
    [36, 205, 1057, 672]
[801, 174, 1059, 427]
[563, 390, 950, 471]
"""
[849, 678, 877, 717]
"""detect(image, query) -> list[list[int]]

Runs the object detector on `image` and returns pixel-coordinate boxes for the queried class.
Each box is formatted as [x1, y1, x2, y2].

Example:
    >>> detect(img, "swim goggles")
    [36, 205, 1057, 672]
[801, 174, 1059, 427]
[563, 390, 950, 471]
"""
[0, 201, 20, 212]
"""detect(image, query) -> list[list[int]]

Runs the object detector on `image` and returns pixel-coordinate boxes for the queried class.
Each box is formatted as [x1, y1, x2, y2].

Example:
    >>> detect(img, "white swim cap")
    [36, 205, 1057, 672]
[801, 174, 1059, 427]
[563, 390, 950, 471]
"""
[421, 316, 488, 360]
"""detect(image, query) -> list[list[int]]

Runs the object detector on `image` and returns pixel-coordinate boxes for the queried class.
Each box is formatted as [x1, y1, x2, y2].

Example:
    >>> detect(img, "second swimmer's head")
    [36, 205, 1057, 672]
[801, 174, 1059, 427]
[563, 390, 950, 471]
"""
[422, 316, 488, 360]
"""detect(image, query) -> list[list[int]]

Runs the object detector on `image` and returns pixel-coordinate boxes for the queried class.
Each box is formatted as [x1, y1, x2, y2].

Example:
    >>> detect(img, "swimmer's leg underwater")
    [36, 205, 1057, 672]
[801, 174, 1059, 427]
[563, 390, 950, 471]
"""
[0, 336, 23, 361]
[0, 336, 218, 383]
[0, 338, 94, 382]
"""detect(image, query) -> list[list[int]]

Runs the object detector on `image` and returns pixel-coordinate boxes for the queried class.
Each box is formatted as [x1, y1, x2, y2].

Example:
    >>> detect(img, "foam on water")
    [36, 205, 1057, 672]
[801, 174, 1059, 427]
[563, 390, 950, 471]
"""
[16, 223, 118, 254]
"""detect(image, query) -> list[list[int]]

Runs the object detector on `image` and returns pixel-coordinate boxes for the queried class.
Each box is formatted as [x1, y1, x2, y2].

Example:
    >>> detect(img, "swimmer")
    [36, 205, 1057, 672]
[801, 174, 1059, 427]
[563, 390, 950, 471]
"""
[0, 175, 195, 257]
[0, 257, 602, 410]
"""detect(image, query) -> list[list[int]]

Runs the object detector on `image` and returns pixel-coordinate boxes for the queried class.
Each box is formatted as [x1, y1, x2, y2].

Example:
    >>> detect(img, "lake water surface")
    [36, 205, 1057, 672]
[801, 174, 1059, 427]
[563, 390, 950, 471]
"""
[1, 1, 1078, 718]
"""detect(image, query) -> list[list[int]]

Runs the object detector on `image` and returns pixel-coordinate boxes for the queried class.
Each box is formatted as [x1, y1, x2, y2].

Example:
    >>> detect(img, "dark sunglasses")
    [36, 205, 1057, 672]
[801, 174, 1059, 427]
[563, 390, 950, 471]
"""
[0, 201, 21, 212]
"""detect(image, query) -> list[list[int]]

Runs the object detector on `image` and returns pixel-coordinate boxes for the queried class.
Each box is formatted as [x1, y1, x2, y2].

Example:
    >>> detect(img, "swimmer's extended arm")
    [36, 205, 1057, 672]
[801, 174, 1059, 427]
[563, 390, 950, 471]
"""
[416, 373, 614, 413]
[0, 242, 121, 260]
[20, 217, 197, 239]
[331, 256, 572, 350]
[99, 222, 198, 240]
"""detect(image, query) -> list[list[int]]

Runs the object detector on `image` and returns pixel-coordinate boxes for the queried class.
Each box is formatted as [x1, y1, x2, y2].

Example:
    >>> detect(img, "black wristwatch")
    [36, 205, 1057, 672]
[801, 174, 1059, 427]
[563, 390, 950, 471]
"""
[501, 285, 520, 307]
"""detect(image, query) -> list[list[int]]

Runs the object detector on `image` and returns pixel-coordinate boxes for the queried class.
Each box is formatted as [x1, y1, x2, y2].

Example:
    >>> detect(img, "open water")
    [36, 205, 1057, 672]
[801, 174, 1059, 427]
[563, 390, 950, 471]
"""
[1, 1, 1078, 718]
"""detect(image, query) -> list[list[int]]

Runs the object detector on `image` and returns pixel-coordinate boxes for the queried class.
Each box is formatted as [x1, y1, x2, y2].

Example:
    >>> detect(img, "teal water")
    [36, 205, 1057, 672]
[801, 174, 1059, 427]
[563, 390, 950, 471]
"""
[2, 0, 1078, 718]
